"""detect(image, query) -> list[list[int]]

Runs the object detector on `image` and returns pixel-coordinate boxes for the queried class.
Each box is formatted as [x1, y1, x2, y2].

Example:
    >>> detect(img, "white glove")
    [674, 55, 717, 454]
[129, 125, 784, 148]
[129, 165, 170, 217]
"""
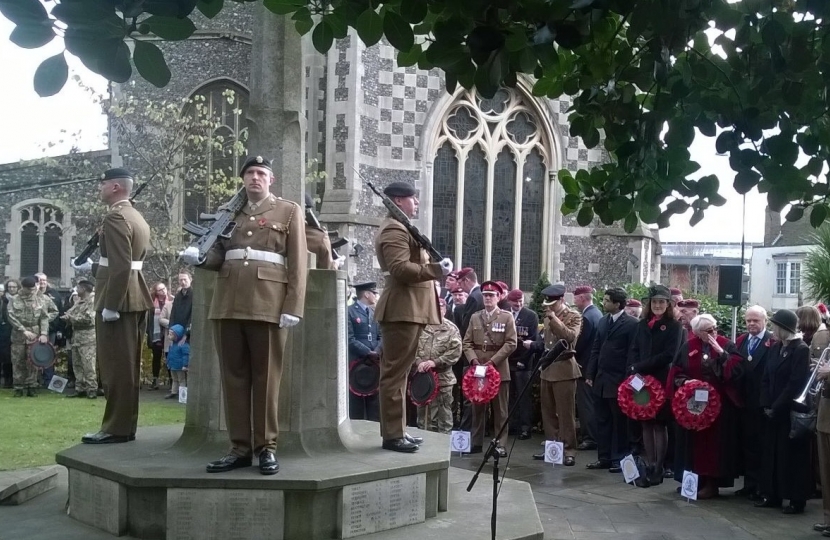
[101, 308, 120, 322]
[180, 246, 202, 266]
[71, 258, 93, 272]
[279, 314, 300, 328]
[439, 257, 453, 276]
[332, 257, 345, 270]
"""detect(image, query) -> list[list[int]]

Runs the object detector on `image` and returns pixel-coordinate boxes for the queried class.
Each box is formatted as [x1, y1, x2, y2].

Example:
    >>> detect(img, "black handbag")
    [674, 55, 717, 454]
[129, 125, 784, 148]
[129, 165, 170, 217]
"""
[789, 409, 817, 439]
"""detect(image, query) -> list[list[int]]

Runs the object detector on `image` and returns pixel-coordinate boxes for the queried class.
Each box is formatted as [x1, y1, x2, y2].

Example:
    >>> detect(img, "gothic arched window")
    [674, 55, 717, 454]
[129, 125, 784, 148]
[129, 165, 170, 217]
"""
[183, 80, 249, 224]
[431, 88, 551, 289]
[18, 203, 65, 280]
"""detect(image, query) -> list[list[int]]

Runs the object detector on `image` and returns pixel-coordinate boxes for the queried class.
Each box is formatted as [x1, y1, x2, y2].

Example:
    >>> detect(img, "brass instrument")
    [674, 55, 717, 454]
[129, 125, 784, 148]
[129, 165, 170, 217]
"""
[794, 346, 829, 408]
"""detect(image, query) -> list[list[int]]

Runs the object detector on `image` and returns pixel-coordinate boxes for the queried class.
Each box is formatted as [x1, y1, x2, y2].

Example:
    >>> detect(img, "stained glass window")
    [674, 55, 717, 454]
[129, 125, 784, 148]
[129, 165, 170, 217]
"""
[18, 204, 64, 280]
[446, 106, 479, 140]
[520, 149, 545, 289]
[433, 143, 458, 259]
[463, 145, 487, 272]
[491, 149, 516, 282]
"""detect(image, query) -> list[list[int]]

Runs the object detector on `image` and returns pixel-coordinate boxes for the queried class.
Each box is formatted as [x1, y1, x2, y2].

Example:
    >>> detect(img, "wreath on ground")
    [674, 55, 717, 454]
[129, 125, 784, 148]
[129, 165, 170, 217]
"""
[618, 375, 666, 421]
[462, 363, 501, 404]
[672, 379, 721, 431]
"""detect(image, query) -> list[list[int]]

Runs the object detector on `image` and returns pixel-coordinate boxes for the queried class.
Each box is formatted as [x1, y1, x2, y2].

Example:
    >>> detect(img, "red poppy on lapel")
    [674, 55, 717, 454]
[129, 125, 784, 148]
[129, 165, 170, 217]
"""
[660, 325, 666, 331]
[258, 218, 267, 226]
[355, 317, 362, 324]
[689, 349, 699, 357]
[764, 339, 773, 348]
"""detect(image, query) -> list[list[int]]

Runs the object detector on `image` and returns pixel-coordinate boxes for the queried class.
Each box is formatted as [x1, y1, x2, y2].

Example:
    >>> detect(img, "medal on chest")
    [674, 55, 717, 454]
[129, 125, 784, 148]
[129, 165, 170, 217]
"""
[492, 322, 505, 333]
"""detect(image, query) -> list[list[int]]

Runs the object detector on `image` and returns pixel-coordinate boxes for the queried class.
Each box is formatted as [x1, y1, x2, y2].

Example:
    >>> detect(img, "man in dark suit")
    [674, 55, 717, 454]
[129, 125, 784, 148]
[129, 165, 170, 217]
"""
[347, 282, 382, 421]
[506, 288, 539, 439]
[457, 267, 483, 338]
[584, 287, 639, 471]
[734, 305, 773, 500]
[573, 285, 602, 451]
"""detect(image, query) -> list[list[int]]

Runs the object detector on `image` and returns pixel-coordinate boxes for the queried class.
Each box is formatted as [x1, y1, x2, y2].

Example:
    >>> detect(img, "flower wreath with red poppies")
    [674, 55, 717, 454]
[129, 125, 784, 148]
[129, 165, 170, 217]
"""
[672, 379, 721, 431]
[462, 363, 502, 404]
[617, 375, 666, 420]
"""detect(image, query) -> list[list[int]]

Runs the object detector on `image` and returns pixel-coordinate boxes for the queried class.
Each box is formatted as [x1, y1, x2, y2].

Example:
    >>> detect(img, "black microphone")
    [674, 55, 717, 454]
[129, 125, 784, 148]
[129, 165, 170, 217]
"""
[537, 339, 574, 371]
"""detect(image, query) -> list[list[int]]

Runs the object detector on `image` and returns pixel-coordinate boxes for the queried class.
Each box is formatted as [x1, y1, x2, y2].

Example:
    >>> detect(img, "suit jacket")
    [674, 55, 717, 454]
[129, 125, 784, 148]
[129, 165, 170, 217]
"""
[459, 286, 484, 338]
[374, 218, 442, 325]
[93, 201, 153, 313]
[760, 338, 810, 421]
[508, 307, 539, 370]
[575, 304, 602, 370]
[733, 330, 773, 409]
[201, 194, 308, 322]
[586, 312, 639, 398]
[462, 308, 517, 381]
[347, 302, 381, 362]
[626, 317, 683, 384]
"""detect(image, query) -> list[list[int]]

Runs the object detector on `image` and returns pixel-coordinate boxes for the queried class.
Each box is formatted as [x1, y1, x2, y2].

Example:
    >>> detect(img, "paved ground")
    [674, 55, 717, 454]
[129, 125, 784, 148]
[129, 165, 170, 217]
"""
[0, 405, 824, 540]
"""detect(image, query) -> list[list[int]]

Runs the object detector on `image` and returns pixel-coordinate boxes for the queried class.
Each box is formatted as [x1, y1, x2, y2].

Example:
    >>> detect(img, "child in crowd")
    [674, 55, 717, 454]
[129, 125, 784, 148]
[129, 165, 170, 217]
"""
[165, 324, 189, 400]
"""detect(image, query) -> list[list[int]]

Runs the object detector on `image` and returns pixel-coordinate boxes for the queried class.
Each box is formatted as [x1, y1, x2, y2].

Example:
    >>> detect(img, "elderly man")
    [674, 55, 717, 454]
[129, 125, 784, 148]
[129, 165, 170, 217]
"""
[624, 298, 642, 319]
[677, 299, 700, 334]
[734, 305, 773, 500]
[507, 289, 538, 440]
[573, 285, 601, 451]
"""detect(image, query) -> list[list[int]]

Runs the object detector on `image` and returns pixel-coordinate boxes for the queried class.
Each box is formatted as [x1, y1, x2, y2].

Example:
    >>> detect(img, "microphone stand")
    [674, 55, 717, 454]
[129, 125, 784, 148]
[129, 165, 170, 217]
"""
[466, 340, 571, 540]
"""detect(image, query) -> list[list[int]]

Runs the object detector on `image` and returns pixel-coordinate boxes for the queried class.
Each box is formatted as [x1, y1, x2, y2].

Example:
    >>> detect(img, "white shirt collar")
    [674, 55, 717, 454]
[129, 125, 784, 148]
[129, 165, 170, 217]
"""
[611, 310, 623, 322]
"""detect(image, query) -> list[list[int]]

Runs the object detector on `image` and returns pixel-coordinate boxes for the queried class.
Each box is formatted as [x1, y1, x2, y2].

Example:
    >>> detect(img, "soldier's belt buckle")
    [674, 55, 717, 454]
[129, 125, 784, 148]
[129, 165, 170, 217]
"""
[243, 247, 250, 260]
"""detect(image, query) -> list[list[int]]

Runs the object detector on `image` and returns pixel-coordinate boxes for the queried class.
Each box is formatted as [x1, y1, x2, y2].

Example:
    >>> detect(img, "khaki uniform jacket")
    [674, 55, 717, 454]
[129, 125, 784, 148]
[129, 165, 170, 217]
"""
[7, 292, 50, 338]
[305, 225, 335, 270]
[374, 218, 442, 325]
[463, 309, 518, 382]
[66, 295, 96, 346]
[540, 306, 582, 382]
[415, 319, 462, 387]
[809, 326, 830, 361]
[93, 201, 153, 313]
[201, 194, 307, 322]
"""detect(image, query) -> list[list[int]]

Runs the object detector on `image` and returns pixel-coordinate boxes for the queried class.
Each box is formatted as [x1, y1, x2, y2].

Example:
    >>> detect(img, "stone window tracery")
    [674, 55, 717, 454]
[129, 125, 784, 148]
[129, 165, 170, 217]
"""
[6, 200, 73, 285]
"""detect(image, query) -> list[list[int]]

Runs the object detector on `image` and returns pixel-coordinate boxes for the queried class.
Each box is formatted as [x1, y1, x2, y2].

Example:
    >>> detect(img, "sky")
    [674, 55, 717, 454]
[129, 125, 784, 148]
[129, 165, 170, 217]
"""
[0, 15, 767, 243]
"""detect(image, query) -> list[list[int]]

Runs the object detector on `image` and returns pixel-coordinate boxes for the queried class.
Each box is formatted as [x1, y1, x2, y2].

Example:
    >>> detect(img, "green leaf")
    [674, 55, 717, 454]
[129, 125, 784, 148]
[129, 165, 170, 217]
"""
[133, 40, 171, 88]
[33, 53, 68, 97]
[623, 212, 638, 233]
[639, 203, 660, 224]
[560, 174, 579, 195]
[666, 118, 695, 147]
[733, 170, 760, 194]
[399, 0, 428, 24]
[9, 23, 54, 48]
[690, 209, 705, 227]
[583, 127, 600, 149]
[295, 17, 313, 35]
[610, 196, 632, 221]
[197, 0, 224, 19]
[812, 205, 828, 228]
[262, 0, 305, 15]
[0, 0, 48, 25]
[145, 15, 196, 40]
[576, 206, 594, 226]
[396, 44, 421, 68]
[96, 40, 132, 82]
[312, 20, 334, 53]
[786, 205, 805, 222]
[383, 11, 414, 52]
[356, 9, 383, 47]
[505, 29, 527, 52]
[324, 12, 348, 39]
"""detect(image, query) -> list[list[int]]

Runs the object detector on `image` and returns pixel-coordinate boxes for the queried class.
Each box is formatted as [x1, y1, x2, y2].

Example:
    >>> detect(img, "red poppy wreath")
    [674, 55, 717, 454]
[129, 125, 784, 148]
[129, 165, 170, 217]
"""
[672, 379, 721, 431]
[462, 364, 501, 404]
[617, 375, 666, 421]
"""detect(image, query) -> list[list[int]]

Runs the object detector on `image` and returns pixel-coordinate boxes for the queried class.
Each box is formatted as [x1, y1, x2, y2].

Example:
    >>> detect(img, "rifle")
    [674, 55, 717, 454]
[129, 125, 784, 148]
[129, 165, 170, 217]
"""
[360, 174, 443, 262]
[305, 206, 349, 259]
[182, 187, 249, 265]
[73, 182, 148, 266]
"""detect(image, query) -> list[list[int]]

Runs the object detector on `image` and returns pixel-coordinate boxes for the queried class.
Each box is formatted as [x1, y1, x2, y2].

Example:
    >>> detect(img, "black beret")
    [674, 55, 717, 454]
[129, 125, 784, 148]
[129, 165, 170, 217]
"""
[20, 276, 37, 288]
[353, 282, 377, 293]
[100, 168, 133, 181]
[383, 182, 417, 197]
[240, 155, 272, 175]
[304, 192, 314, 208]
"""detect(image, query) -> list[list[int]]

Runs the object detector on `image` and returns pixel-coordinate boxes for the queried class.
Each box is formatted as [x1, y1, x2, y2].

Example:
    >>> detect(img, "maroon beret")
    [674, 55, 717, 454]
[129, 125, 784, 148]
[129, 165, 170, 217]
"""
[669, 288, 682, 297]
[451, 287, 465, 294]
[573, 285, 593, 296]
[456, 267, 475, 279]
[447, 271, 460, 279]
[480, 281, 503, 295]
[677, 299, 700, 309]
[507, 289, 524, 302]
[626, 299, 642, 307]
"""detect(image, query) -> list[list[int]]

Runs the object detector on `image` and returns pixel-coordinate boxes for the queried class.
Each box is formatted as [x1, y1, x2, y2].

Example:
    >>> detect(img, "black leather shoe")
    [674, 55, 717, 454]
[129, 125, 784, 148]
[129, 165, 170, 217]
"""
[747, 492, 763, 502]
[518, 430, 531, 440]
[753, 497, 781, 508]
[404, 433, 424, 445]
[608, 462, 622, 473]
[381, 438, 419, 453]
[564, 456, 576, 467]
[81, 431, 131, 444]
[782, 504, 805, 515]
[813, 523, 829, 532]
[734, 487, 754, 497]
[532, 452, 545, 460]
[577, 441, 597, 451]
[586, 460, 611, 470]
[663, 467, 674, 479]
[258, 451, 280, 475]
[206, 454, 253, 473]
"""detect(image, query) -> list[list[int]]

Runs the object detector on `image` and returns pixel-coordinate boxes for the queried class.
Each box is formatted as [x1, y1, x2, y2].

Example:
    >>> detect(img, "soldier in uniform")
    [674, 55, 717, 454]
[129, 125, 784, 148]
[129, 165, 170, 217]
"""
[462, 281, 518, 456]
[304, 192, 341, 270]
[414, 297, 462, 434]
[182, 155, 307, 475]
[374, 181, 453, 453]
[348, 281, 381, 421]
[7, 276, 50, 397]
[73, 168, 153, 443]
[526, 283, 582, 465]
[63, 280, 97, 399]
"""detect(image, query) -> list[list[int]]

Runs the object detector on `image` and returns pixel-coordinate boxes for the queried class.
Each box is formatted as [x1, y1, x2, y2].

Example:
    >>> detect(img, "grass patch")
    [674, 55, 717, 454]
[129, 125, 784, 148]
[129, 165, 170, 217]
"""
[0, 388, 185, 471]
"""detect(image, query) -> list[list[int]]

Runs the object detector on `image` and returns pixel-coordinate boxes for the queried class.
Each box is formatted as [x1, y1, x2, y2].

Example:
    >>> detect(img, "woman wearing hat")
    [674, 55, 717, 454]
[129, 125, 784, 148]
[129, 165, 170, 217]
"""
[756, 309, 812, 514]
[627, 284, 684, 486]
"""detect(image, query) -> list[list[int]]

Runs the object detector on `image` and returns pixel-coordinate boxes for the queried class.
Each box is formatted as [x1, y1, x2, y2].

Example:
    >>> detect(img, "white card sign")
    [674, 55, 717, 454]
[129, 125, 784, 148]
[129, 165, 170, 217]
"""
[620, 454, 640, 484]
[450, 431, 471, 453]
[681, 470, 699, 501]
[544, 441, 564, 465]
[474, 365, 487, 378]
[694, 389, 709, 403]
[629, 375, 645, 392]
[47, 375, 68, 393]
[178, 387, 188, 404]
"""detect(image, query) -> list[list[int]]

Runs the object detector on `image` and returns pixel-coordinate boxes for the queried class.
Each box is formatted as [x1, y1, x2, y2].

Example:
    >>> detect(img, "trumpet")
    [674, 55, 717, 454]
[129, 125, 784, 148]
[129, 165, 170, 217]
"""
[794, 346, 830, 408]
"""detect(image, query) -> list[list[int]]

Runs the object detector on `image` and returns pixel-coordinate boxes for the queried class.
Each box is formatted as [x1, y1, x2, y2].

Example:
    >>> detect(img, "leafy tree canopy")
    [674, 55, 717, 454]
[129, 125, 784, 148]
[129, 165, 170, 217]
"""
[4, 0, 830, 231]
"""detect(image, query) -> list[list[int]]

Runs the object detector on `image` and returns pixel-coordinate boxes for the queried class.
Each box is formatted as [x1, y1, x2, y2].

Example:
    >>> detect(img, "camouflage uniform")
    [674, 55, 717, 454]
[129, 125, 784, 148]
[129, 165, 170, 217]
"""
[6, 292, 50, 391]
[414, 319, 462, 434]
[65, 294, 97, 394]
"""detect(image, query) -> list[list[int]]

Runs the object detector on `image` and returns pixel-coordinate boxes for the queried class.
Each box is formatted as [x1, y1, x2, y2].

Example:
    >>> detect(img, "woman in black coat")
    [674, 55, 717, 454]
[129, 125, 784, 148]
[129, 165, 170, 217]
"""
[756, 309, 812, 514]
[627, 284, 684, 486]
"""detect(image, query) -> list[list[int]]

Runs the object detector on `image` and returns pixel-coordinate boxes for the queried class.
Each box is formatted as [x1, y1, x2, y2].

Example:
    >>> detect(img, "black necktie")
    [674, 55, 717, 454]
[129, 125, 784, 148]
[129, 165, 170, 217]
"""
[608, 314, 615, 327]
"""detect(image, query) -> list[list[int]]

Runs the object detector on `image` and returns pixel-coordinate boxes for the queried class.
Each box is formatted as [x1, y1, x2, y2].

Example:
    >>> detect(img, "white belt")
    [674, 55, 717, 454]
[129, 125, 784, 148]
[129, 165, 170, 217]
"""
[225, 248, 285, 265]
[99, 257, 143, 270]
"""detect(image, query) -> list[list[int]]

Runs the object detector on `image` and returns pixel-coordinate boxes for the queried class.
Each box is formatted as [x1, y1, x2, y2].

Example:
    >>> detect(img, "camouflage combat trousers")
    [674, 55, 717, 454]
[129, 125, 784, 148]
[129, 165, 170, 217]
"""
[11, 340, 37, 390]
[417, 385, 454, 434]
[72, 340, 97, 393]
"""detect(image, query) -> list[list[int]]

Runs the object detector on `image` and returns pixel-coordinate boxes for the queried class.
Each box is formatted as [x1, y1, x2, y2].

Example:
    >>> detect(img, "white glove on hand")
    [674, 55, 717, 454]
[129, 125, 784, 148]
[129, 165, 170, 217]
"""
[279, 314, 300, 328]
[332, 257, 345, 270]
[439, 257, 453, 276]
[101, 308, 120, 322]
[180, 246, 202, 266]
[71, 258, 93, 272]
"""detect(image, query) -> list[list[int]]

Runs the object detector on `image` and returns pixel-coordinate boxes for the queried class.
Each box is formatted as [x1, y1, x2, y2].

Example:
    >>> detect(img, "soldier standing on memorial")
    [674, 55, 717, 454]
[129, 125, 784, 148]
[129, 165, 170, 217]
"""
[181, 155, 308, 475]
[7, 276, 50, 397]
[63, 280, 98, 399]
